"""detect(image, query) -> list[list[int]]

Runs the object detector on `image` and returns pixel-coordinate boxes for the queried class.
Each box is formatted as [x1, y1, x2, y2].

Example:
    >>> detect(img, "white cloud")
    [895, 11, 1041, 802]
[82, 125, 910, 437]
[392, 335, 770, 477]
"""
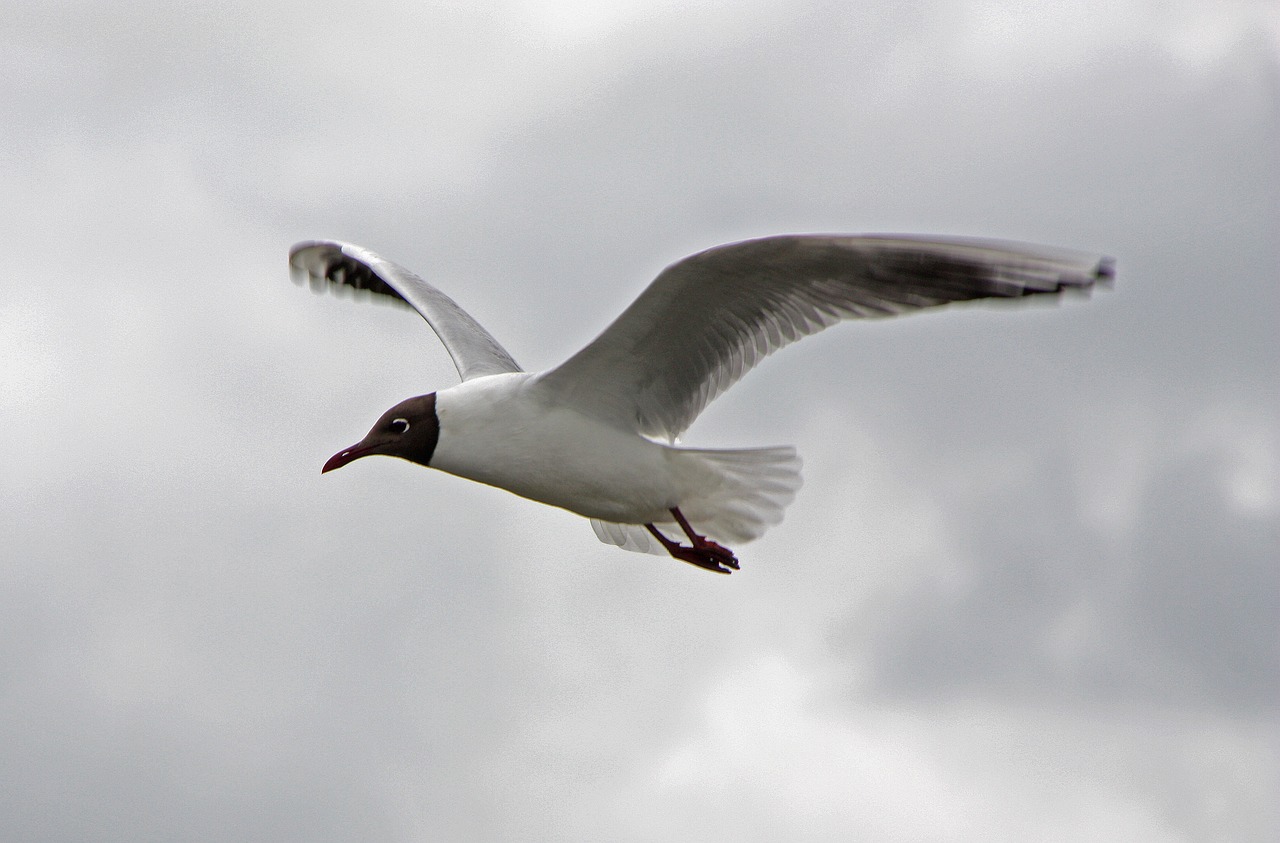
[952, 0, 1273, 77]
[623, 655, 1260, 841]
[0, 303, 63, 411]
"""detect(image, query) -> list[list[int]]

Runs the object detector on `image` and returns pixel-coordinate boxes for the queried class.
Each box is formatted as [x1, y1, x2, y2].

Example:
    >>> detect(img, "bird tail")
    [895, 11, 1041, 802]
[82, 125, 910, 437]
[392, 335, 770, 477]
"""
[590, 446, 803, 555]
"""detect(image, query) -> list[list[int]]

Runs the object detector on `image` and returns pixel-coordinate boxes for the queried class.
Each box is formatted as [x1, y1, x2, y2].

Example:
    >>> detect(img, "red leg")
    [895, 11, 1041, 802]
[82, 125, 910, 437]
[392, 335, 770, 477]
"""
[645, 508, 740, 574]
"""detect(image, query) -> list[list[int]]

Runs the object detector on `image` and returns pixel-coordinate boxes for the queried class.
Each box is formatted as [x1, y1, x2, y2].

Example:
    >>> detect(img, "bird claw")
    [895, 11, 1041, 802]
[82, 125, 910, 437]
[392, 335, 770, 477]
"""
[670, 545, 737, 574]
[646, 508, 741, 574]
[694, 537, 739, 571]
[665, 534, 739, 574]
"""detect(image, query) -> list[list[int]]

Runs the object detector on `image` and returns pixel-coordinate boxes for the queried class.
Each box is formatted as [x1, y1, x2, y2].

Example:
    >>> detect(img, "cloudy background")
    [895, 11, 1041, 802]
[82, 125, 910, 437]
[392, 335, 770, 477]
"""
[4, 1, 1277, 840]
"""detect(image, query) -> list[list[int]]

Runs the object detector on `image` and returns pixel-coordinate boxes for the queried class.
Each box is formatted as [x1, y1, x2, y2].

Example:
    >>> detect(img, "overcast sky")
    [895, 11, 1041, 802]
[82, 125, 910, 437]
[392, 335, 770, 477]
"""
[3, 1, 1277, 840]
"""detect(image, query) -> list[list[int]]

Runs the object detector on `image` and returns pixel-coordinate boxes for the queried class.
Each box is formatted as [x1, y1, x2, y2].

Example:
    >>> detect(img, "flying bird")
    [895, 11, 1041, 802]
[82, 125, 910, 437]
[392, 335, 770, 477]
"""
[290, 235, 1111, 573]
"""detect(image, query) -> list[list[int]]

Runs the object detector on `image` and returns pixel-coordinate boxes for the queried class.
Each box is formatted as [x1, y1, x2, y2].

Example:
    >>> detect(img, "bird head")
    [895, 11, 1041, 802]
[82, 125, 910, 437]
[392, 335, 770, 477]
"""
[322, 393, 440, 473]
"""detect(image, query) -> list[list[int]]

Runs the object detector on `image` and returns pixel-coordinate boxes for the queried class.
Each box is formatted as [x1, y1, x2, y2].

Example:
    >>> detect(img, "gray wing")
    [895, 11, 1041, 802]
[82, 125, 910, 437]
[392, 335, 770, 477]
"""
[289, 240, 521, 381]
[533, 234, 1112, 441]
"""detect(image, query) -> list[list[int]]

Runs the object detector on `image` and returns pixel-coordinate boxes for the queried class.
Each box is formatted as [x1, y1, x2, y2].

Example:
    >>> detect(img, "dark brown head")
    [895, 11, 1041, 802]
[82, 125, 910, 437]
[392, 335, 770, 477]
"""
[322, 393, 440, 473]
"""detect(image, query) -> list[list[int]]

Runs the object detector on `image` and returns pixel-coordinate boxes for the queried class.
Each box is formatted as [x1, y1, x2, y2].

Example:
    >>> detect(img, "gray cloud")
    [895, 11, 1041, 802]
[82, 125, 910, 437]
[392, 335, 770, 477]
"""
[2, 1, 1276, 840]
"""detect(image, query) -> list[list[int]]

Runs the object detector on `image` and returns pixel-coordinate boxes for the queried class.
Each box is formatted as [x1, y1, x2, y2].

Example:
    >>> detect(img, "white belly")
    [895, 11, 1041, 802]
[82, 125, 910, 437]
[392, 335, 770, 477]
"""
[428, 374, 683, 523]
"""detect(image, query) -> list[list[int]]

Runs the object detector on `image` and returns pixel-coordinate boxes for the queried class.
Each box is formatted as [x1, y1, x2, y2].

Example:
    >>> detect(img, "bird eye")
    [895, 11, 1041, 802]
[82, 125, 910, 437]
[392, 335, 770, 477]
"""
[389, 418, 410, 434]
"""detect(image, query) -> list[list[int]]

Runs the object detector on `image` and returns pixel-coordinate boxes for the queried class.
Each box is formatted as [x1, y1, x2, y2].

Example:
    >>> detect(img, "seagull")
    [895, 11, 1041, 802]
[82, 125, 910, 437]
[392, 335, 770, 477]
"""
[290, 235, 1111, 573]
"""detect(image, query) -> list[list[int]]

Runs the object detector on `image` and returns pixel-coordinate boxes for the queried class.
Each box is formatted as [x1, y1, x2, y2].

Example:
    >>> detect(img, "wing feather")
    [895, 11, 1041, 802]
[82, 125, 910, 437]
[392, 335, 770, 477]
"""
[289, 240, 522, 382]
[533, 234, 1111, 440]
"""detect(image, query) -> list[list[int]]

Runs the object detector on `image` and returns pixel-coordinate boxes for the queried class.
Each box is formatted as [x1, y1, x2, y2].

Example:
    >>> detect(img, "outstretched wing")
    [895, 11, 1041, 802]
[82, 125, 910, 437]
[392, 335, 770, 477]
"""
[534, 235, 1112, 441]
[289, 240, 522, 381]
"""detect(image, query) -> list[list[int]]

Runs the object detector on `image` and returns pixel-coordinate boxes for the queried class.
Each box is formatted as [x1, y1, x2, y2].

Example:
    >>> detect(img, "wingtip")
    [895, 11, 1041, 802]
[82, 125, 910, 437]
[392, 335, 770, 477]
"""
[288, 240, 397, 301]
[1095, 256, 1117, 287]
[288, 240, 333, 289]
[1048, 254, 1116, 297]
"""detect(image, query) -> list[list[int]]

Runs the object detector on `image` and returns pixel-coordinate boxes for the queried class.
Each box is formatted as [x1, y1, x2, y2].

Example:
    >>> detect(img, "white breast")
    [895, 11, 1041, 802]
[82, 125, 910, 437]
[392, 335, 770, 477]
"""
[428, 373, 681, 523]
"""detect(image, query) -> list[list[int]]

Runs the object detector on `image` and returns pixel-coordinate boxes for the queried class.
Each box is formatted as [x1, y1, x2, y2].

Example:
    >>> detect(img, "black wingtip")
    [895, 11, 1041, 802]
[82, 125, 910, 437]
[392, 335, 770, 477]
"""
[1095, 256, 1117, 286]
[287, 241, 414, 309]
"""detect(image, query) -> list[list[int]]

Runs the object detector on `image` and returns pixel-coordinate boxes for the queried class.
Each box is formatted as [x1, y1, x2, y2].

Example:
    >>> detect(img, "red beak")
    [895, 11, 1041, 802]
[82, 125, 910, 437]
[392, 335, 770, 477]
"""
[322, 443, 374, 473]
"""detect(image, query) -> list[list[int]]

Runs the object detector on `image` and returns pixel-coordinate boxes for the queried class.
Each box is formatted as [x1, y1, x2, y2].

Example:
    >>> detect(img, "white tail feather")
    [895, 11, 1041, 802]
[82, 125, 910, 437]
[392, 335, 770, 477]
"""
[591, 446, 803, 554]
[590, 519, 671, 555]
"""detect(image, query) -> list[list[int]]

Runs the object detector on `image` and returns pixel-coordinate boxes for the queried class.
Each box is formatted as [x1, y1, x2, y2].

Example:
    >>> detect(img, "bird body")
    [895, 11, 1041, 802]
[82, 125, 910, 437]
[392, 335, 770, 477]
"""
[370, 370, 802, 549]
[431, 371, 679, 523]
[292, 234, 1111, 572]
